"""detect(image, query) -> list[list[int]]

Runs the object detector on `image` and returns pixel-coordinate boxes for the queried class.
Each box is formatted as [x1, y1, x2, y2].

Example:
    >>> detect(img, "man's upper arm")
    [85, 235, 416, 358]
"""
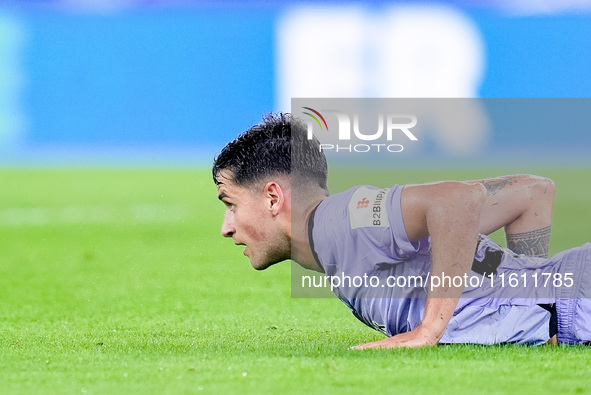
[400, 181, 487, 242]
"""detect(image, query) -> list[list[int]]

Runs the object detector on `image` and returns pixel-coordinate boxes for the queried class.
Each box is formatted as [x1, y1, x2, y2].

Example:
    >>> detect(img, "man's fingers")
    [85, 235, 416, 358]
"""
[353, 342, 373, 350]
[353, 339, 396, 350]
[353, 332, 437, 349]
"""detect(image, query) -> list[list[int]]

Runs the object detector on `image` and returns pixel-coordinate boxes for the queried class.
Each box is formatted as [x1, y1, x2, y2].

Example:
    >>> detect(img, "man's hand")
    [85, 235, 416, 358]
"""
[354, 324, 440, 349]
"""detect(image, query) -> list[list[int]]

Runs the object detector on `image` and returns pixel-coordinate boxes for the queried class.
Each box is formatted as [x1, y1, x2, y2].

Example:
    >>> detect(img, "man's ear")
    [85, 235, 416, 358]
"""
[263, 181, 286, 216]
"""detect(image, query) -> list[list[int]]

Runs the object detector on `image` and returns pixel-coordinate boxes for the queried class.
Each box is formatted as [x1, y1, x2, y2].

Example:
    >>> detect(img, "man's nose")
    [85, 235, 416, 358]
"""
[221, 212, 235, 238]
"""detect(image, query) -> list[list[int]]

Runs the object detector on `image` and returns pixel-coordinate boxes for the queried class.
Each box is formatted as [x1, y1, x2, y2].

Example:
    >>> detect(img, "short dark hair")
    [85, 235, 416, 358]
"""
[212, 112, 328, 189]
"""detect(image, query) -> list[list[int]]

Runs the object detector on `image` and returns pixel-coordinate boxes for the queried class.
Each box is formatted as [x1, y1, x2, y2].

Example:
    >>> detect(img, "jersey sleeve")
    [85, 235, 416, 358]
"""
[344, 185, 426, 261]
[386, 185, 424, 257]
[311, 185, 428, 276]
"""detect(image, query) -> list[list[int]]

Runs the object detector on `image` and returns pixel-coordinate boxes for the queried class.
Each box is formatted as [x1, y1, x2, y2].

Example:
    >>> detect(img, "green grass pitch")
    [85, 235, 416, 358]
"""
[1, 167, 591, 394]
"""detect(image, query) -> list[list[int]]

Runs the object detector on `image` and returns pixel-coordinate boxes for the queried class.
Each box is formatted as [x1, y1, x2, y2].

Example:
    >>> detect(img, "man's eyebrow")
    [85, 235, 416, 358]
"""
[218, 192, 228, 201]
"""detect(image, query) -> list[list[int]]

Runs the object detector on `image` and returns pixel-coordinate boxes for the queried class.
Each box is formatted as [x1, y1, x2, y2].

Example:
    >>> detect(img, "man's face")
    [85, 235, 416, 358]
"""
[216, 171, 290, 270]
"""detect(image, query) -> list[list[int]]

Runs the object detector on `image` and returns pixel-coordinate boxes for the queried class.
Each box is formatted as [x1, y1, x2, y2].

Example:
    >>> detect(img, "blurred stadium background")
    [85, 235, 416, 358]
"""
[0, 0, 590, 166]
[2, 2, 591, 392]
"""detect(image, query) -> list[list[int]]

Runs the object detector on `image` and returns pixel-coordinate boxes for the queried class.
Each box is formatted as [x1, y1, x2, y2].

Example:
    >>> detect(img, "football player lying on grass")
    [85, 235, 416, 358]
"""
[213, 113, 590, 348]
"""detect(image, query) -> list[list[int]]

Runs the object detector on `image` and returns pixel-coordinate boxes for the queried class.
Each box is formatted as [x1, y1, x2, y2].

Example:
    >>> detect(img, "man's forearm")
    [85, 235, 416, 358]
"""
[419, 297, 461, 341]
[466, 175, 555, 258]
[423, 234, 479, 340]
[421, 183, 486, 341]
[498, 176, 554, 258]
[354, 182, 486, 349]
[506, 225, 551, 258]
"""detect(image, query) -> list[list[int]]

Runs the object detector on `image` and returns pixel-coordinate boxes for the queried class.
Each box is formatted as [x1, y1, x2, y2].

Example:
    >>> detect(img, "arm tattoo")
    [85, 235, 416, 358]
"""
[481, 176, 518, 196]
[506, 226, 552, 258]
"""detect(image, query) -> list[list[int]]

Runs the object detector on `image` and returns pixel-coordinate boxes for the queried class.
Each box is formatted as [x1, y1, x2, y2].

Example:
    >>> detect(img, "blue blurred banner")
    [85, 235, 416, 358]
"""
[1, 7, 276, 163]
[0, 2, 590, 164]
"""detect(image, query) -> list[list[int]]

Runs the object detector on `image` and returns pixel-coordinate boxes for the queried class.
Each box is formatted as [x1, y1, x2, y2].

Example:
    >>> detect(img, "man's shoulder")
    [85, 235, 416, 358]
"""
[323, 185, 401, 206]
[310, 183, 419, 274]
[316, 184, 402, 230]
[323, 185, 394, 205]
[318, 185, 383, 216]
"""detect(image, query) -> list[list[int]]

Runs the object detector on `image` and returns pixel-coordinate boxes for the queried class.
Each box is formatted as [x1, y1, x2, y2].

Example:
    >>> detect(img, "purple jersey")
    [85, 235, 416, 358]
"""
[309, 185, 591, 345]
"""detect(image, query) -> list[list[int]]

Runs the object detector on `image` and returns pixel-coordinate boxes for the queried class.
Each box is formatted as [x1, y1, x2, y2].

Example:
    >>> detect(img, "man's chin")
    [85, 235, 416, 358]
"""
[250, 259, 276, 271]
[249, 256, 286, 271]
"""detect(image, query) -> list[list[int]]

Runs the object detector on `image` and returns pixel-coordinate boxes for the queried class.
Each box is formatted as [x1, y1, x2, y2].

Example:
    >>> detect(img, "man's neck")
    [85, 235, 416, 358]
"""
[290, 196, 326, 273]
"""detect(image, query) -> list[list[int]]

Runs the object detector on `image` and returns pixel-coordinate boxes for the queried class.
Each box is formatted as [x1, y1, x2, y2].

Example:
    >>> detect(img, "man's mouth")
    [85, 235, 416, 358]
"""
[234, 241, 247, 256]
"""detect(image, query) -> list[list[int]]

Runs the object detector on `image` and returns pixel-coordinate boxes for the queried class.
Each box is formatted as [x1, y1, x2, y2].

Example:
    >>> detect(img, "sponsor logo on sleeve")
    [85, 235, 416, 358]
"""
[348, 187, 390, 229]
